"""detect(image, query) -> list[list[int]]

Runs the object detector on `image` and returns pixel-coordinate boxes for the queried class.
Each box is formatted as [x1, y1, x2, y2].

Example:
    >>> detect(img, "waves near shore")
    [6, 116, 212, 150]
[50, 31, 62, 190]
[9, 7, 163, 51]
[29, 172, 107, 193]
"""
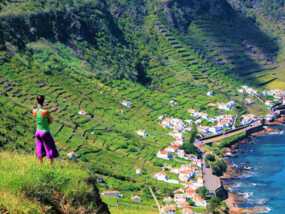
[225, 125, 285, 214]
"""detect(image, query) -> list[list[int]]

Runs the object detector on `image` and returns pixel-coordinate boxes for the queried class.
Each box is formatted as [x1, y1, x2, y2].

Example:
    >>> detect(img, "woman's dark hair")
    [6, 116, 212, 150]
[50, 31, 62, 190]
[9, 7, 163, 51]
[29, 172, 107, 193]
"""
[36, 95, 45, 106]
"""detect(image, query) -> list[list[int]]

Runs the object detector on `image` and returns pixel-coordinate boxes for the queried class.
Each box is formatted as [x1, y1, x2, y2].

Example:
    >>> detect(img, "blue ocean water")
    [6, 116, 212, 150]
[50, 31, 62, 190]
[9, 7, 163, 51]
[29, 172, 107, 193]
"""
[227, 126, 285, 214]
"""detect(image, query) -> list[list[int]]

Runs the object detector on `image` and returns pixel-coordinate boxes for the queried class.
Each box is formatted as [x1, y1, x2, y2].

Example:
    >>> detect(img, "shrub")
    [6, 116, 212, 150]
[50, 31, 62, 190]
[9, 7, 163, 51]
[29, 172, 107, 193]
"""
[207, 196, 222, 213]
[196, 187, 209, 199]
[0, 152, 104, 212]
[181, 124, 199, 155]
[205, 153, 215, 162]
[186, 198, 196, 206]
[211, 159, 227, 177]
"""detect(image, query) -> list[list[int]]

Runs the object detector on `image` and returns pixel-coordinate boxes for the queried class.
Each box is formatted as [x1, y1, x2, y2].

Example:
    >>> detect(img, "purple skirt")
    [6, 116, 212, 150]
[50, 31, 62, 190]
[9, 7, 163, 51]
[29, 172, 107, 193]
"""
[35, 130, 59, 159]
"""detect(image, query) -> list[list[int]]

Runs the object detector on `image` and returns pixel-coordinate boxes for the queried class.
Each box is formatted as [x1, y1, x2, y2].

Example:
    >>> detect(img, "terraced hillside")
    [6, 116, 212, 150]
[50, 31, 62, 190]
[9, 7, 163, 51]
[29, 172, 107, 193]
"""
[0, 0, 283, 213]
[1, 38, 239, 214]
[158, 0, 282, 89]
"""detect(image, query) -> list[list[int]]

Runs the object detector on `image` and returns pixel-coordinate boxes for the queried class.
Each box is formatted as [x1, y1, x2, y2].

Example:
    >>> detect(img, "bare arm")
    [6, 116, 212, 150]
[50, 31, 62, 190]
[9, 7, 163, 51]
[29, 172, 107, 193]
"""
[32, 109, 37, 129]
[48, 113, 53, 124]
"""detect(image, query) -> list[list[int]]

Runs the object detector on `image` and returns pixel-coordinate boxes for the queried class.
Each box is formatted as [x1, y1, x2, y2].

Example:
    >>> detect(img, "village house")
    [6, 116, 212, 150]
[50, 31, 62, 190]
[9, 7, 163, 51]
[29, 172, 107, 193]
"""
[78, 109, 87, 116]
[157, 149, 173, 160]
[158, 115, 165, 121]
[263, 89, 285, 100]
[184, 187, 195, 198]
[161, 205, 176, 214]
[208, 126, 223, 135]
[169, 131, 184, 144]
[217, 101, 236, 111]
[67, 151, 77, 160]
[192, 194, 207, 207]
[169, 100, 178, 107]
[178, 171, 195, 182]
[181, 207, 194, 214]
[207, 91, 213, 96]
[170, 143, 181, 151]
[203, 166, 227, 199]
[216, 115, 234, 128]
[170, 167, 179, 174]
[131, 195, 141, 203]
[241, 114, 257, 125]
[174, 194, 187, 208]
[135, 168, 142, 175]
[166, 179, 180, 184]
[165, 146, 176, 153]
[101, 190, 123, 198]
[163, 197, 174, 204]
[245, 97, 254, 105]
[265, 100, 274, 108]
[176, 149, 186, 158]
[121, 100, 132, 108]
[239, 85, 258, 96]
[136, 129, 148, 138]
[265, 114, 276, 122]
[154, 172, 168, 181]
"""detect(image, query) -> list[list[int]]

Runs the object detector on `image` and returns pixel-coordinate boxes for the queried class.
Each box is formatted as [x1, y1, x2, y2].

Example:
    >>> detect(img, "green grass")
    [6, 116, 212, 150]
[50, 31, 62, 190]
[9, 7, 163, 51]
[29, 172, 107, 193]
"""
[0, 152, 92, 213]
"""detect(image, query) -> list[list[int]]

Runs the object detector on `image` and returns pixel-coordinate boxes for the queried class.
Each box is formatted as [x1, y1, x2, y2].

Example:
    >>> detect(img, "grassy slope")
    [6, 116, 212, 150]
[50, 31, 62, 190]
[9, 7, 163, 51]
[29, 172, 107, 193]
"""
[0, 152, 93, 213]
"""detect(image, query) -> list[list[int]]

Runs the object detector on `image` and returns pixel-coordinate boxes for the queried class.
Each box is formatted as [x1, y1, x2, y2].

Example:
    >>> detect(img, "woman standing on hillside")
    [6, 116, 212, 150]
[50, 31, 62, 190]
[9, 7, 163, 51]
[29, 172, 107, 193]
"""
[32, 95, 59, 164]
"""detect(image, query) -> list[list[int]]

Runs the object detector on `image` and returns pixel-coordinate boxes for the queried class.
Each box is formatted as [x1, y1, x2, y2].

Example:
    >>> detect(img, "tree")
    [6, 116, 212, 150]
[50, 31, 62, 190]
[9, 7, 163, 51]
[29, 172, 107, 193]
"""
[196, 186, 209, 199]
[181, 124, 199, 155]
[207, 196, 229, 214]
[205, 153, 215, 162]
[186, 198, 195, 206]
[211, 159, 227, 177]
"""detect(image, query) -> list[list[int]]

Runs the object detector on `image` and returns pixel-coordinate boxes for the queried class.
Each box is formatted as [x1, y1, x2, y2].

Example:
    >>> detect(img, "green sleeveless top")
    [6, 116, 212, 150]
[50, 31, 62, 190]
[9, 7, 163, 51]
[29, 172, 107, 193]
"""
[33, 108, 50, 132]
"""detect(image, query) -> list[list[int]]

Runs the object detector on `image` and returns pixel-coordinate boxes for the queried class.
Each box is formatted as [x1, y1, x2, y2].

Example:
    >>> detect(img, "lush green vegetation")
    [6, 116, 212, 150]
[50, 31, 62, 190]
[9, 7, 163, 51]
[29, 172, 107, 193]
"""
[207, 196, 229, 214]
[0, 152, 107, 213]
[181, 124, 199, 155]
[0, 0, 284, 212]
[204, 132, 246, 176]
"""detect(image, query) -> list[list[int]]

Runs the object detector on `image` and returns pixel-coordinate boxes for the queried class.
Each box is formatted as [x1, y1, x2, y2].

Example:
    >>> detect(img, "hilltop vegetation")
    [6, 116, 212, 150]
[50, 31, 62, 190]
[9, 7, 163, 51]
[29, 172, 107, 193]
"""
[0, 152, 110, 213]
[0, 0, 285, 213]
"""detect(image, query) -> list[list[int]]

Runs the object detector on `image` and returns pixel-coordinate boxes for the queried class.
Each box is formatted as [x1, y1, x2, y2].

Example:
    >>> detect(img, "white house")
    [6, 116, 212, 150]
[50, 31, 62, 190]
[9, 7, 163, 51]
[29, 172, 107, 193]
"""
[136, 129, 147, 138]
[192, 195, 207, 207]
[217, 101, 236, 111]
[169, 100, 178, 107]
[208, 126, 223, 135]
[170, 168, 179, 174]
[67, 151, 77, 160]
[207, 91, 213, 96]
[154, 172, 168, 181]
[161, 205, 176, 214]
[78, 109, 87, 116]
[135, 168, 142, 175]
[176, 149, 185, 158]
[166, 179, 180, 184]
[265, 100, 273, 108]
[265, 114, 275, 122]
[165, 146, 176, 153]
[157, 149, 173, 160]
[178, 171, 195, 182]
[131, 195, 141, 203]
[102, 191, 123, 198]
[121, 100, 132, 108]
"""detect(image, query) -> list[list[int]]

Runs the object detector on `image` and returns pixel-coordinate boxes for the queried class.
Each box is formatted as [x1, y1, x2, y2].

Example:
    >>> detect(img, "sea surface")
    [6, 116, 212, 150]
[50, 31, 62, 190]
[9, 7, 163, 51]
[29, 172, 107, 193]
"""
[227, 125, 285, 214]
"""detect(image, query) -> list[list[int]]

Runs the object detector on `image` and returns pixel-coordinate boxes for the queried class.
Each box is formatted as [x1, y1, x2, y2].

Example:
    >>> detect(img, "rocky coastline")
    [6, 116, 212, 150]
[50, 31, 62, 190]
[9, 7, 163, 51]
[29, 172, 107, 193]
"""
[223, 116, 285, 214]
